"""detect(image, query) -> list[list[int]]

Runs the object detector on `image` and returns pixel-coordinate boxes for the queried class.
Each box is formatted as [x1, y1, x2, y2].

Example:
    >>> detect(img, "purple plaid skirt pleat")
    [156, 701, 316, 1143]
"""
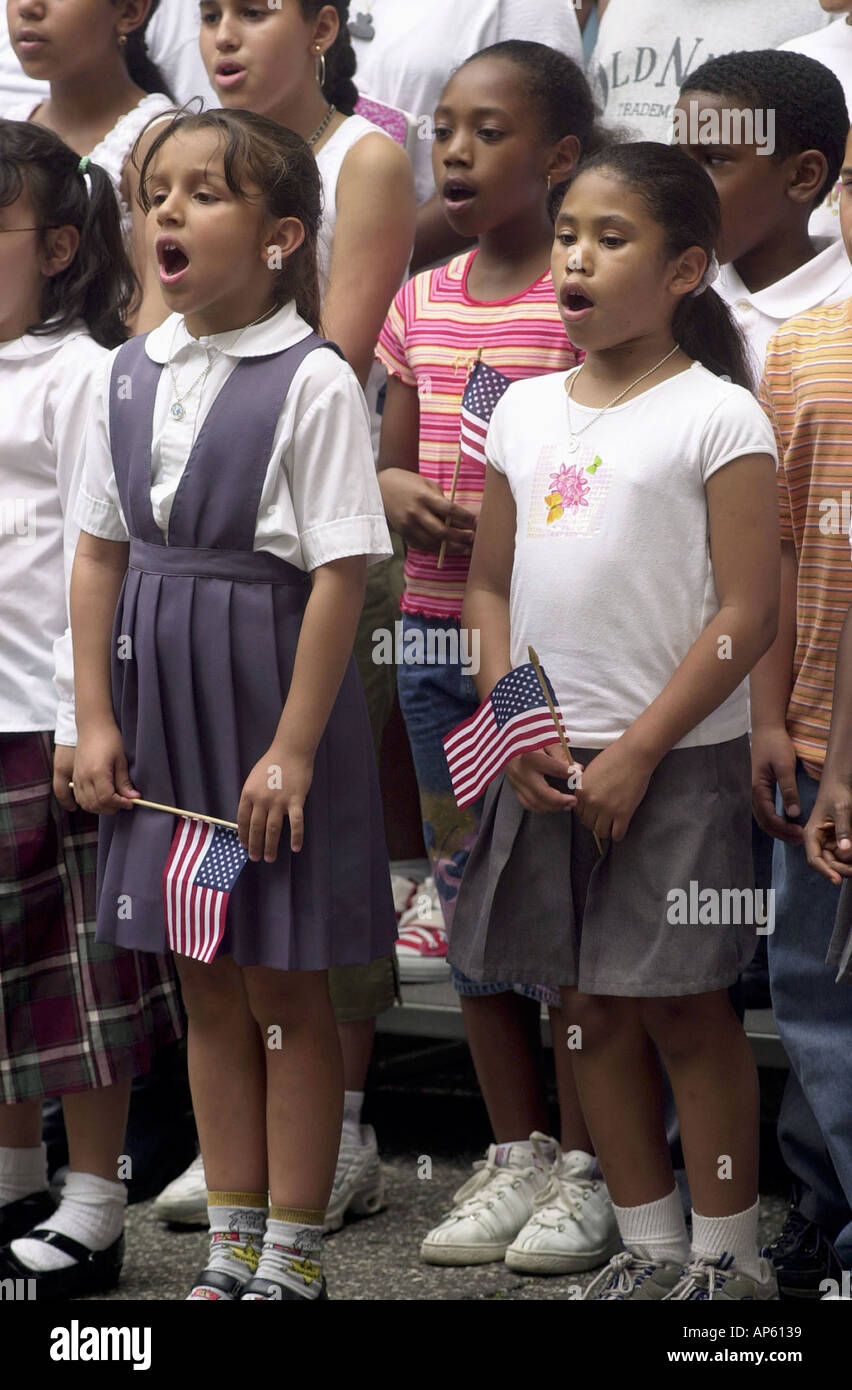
[0, 732, 181, 1102]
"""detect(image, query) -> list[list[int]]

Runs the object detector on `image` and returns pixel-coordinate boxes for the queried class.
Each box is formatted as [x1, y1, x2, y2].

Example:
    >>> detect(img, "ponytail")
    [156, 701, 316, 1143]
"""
[301, 1, 359, 115]
[554, 143, 753, 390]
[672, 288, 755, 392]
[0, 121, 136, 348]
[116, 0, 175, 100]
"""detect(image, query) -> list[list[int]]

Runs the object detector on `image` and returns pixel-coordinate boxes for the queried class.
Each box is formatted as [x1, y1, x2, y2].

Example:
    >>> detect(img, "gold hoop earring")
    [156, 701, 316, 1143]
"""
[315, 47, 326, 90]
[546, 174, 552, 190]
[118, 33, 127, 48]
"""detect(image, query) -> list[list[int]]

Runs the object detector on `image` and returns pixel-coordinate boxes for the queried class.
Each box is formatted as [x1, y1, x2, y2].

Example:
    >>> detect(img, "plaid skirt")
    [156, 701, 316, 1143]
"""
[0, 732, 182, 1102]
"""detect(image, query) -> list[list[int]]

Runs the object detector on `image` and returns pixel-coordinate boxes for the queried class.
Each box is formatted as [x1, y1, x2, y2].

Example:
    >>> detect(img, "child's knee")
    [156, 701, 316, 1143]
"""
[639, 995, 713, 1061]
[243, 967, 332, 1030]
[560, 988, 630, 1051]
[176, 954, 243, 1024]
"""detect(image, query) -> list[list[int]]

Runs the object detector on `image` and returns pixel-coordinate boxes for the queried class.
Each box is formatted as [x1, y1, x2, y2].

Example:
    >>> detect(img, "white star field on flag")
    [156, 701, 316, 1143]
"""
[195, 828, 248, 890]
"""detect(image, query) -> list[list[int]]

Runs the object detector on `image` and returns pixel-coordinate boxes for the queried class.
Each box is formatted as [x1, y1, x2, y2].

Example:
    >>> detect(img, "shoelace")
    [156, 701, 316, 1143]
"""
[528, 1165, 595, 1229]
[575, 1250, 656, 1301]
[444, 1155, 539, 1221]
[765, 1207, 809, 1258]
[671, 1253, 726, 1300]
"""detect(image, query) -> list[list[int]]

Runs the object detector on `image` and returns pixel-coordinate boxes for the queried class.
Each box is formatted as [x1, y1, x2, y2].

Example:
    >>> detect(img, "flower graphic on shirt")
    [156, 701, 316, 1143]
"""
[545, 463, 590, 524]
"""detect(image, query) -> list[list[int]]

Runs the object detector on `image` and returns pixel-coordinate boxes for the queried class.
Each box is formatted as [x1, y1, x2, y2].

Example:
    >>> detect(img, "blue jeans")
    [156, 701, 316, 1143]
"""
[396, 614, 558, 1007]
[771, 763, 852, 1264]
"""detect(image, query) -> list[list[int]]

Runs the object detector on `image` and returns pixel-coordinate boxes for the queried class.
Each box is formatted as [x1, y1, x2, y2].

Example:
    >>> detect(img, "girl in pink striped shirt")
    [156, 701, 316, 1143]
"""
[376, 40, 616, 1273]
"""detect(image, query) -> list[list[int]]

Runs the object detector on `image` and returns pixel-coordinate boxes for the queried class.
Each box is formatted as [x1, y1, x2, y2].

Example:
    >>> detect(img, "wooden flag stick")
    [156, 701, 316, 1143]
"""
[527, 646, 605, 855]
[68, 784, 238, 831]
[437, 347, 483, 571]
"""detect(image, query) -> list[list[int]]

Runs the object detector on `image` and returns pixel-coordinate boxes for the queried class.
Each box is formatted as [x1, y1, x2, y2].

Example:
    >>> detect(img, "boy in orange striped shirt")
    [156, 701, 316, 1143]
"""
[751, 127, 852, 1295]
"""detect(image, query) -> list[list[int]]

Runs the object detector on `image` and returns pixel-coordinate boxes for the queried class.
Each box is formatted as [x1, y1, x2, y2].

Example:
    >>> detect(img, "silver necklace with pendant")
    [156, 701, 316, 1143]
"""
[166, 307, 279, 422]
[564, 344, 679, 452]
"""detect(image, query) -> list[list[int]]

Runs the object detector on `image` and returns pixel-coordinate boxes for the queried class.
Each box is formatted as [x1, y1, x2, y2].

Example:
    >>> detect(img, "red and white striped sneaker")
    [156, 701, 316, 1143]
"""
[395, 877, 450, 982]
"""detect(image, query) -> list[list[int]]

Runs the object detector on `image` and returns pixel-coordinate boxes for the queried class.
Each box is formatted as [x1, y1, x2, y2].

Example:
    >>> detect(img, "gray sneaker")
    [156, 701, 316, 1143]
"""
[569, 1249, 684, 1300]
[667, 1252, 778, 1300]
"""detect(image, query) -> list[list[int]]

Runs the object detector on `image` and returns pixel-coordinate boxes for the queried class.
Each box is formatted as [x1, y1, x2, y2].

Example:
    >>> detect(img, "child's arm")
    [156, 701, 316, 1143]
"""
[323, 135, 416, 388]
[576, 451, 779, 842]
[803, 601, 852, 882]
[377, 375, 477, 554]
[462, 464, 577, 815]
[237, 555, 366, 863]
[70, 531, 138, 814]
[749, 539, 802, 841]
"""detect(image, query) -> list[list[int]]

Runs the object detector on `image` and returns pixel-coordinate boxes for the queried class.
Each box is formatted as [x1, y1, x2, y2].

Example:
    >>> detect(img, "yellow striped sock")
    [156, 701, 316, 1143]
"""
[268, 1205, 326, 1225]
[207, 1191, 268, 1208]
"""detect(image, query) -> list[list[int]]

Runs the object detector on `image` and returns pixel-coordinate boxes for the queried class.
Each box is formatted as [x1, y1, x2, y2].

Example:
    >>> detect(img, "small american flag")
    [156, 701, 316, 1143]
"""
[443, 662, 568, 808]
[163, 820, 248, 962]
[458, 359, 512, 466]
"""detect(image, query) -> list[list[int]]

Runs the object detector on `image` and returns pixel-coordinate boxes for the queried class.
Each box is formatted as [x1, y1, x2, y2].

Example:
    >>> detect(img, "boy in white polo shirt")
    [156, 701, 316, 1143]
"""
[674, 49, 852, 373]
[780, 1, 852, 240]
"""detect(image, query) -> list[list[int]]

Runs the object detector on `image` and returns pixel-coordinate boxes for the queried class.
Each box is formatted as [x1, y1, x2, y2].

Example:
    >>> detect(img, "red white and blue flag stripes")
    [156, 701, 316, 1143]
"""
[443, 661, 568, 809]
[163, 819, 248, 962]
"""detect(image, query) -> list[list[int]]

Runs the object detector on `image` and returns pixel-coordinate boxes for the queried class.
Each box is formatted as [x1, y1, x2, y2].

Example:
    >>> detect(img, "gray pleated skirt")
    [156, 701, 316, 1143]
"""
[828, 880, 852, 985]
[448, 737, 758, 997]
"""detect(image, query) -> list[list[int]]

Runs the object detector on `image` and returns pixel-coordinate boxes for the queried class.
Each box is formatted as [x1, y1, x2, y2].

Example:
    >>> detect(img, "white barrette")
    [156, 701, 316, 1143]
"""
[691, 251, 720, 297]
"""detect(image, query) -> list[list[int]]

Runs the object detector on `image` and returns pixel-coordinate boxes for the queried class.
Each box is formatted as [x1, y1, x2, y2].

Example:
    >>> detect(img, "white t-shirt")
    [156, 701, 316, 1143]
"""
[485, 362, 777, 750]
[590, 0, 829, 141]
[0, 2, 216, 112]
[0, 324, 105, 740]
[76, 301, 392, 575]
[717, 237, 852, 370]
[779, 15, 852, 241]
[350, 0, 583, 204]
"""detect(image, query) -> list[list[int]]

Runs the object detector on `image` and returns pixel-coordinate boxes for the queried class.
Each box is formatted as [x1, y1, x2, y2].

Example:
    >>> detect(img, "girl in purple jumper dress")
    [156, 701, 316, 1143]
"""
[70, 108, 396, 1302]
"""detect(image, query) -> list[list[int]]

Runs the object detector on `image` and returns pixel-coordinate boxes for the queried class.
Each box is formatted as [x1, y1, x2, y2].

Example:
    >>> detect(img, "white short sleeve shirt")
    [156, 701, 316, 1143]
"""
[76, 302, 392, 574]
[486, 362, 778, 749]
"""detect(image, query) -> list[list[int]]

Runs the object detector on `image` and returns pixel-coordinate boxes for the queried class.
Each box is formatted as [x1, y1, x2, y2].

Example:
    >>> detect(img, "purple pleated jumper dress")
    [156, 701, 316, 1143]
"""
[95, 332, 397, 971]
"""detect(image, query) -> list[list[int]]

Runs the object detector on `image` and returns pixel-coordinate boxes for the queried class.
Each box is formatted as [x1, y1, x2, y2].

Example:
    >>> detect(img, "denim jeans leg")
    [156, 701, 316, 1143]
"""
[769, 763, 852, 1263]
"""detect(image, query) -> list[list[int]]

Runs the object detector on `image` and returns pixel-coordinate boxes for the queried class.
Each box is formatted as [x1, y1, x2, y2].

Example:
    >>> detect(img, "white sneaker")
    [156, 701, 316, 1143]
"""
[420, 1140, 554, 1266]
[666, 1252, 778, 1300]
[395, 876, 450, 983]
[153, 1153, 207, 1225]
[324, 1123, 385, 1233]
[505, 1137, 621, 1274]
[390, 872, 418, 920]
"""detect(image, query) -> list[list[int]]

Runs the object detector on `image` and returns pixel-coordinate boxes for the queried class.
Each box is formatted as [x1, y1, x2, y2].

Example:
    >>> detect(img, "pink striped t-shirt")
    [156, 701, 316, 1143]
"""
[376, 249, 581, 620]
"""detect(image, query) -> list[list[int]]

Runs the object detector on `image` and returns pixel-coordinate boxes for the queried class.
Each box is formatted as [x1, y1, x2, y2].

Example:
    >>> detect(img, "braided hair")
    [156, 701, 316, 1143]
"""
[299, 1, 359, 115]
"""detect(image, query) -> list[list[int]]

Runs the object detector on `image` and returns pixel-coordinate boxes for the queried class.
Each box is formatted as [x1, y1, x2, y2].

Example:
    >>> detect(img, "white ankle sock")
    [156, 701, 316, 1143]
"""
[187, 1194, 268, 1298]
[342, 1091, 364, 1144]
[612, 1187, 690, 1266]
[10, 1171, 126, 1271]
[691, 1200, 762, 1281]
[242, 1216, 324, 1300]
[0, 1144, 48, 1204]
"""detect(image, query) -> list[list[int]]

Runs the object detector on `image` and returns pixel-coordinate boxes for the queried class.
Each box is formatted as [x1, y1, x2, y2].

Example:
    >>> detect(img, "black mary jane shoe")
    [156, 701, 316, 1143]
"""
[240, 1275, 328, 1301]
[0, 1229, 124, 1300]
[187, 1268, 246, 1301]
[0, 1191, 56, 1245]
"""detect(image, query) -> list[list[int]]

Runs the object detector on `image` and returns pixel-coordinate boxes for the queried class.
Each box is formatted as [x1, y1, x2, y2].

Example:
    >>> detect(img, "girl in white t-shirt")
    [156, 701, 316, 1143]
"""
[0, 119, 180, 1301]
[451, 142, 781, 1300]
[5, 0, 175, 330]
